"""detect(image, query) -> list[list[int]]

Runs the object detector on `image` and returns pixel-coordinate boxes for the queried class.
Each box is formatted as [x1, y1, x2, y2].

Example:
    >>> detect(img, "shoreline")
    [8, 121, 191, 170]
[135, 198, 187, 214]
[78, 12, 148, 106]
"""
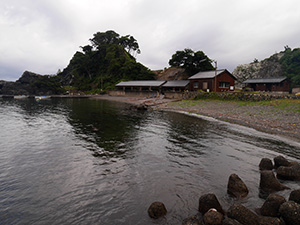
[92, 95, 300, 142]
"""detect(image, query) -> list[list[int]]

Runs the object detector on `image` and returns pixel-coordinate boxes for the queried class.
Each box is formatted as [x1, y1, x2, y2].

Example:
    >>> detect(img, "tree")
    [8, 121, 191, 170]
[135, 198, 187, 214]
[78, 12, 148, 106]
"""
[58, 30, 154, 91]
[169, 48, 214, 75]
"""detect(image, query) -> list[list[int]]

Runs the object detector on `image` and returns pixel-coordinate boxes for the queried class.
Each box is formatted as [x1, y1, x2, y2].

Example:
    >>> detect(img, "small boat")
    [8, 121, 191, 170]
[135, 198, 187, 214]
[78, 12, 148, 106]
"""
[35, 96, 51, 100]
[14, 95, 28, 99]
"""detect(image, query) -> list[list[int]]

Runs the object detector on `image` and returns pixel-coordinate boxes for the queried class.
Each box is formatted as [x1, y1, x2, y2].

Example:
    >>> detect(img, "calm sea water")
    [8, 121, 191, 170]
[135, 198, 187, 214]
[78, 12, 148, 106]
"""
[0, 98, 300, 225]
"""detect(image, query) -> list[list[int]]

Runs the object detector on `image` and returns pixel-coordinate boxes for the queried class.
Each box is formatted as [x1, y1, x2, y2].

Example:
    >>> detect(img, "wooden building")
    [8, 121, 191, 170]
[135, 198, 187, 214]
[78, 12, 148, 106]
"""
[116, 80, 166, 92]
[162, 80, 190, 92]
[242, 77, 290, 92]
[188, 69, 236, 92]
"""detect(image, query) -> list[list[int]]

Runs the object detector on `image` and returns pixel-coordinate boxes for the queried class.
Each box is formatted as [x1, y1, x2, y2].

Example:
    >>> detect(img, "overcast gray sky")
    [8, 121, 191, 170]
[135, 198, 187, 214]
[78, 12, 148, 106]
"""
[1, 0, 300, 81]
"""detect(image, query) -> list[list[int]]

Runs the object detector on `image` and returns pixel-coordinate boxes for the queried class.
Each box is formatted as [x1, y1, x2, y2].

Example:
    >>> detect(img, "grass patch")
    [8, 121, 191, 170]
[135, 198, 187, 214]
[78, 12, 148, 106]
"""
[171, 99, 300, 113]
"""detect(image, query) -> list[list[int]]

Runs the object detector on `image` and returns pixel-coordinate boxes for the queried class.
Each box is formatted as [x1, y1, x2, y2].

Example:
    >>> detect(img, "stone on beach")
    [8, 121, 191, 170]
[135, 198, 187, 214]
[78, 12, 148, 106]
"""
[198, 193, 224, 215]
[227, 173, 249, 198]
[259, 158, 274, 170]
[147, 201, 167, 219]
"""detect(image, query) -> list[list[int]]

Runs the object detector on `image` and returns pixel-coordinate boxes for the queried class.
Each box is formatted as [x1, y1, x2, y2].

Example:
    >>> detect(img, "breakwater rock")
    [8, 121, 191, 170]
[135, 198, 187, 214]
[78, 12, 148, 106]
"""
[148, 155, 300, 224]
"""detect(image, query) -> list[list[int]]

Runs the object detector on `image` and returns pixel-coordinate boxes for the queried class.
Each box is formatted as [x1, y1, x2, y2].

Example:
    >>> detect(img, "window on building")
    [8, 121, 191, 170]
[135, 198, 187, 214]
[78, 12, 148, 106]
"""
[203, 82, 208, 89]
[193, 82, 199, 89]
[219, 82, 230, 88]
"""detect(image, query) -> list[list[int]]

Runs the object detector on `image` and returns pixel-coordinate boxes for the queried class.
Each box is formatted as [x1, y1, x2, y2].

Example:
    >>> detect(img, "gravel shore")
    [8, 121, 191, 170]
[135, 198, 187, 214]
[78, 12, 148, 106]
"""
[93, 95, 300, 141]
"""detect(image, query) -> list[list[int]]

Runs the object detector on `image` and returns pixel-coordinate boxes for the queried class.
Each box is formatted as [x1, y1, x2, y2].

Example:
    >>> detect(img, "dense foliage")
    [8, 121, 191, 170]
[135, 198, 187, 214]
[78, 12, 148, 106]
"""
[280, 47, 300, 88]
[169, 48, 214, 75]
[59, 30, 155, 92]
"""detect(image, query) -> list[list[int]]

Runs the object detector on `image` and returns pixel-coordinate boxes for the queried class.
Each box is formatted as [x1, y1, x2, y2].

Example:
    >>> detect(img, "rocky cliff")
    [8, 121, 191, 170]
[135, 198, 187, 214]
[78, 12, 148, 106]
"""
[153, 67, 189, 81]
[233, 47, 300, 88]
[233, 53, 284, 87]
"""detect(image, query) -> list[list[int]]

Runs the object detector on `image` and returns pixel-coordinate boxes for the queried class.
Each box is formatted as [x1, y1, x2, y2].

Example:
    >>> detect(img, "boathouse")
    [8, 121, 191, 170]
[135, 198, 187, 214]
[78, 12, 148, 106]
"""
[242, 77, 290, 92]
[188, 69, 236, 92]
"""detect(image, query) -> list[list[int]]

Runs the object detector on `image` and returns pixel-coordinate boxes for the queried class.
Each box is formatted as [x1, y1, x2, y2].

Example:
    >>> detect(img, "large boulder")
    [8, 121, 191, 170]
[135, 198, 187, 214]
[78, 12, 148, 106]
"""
[147, 201, 167, 219]
[259, 171, 289, 195]
[227, 204, 259, 225]
[279, 201, 300, 225]
[289, 189, 300, 204]
[227, 174, 249, 198]
[203, 209, 223, 225]
[260, 193, 286, 217]
[276, 164, 300, 181]
[274, 156, 290, 168]
[198, 193, 224, 215]
[259, 158, 274, 170]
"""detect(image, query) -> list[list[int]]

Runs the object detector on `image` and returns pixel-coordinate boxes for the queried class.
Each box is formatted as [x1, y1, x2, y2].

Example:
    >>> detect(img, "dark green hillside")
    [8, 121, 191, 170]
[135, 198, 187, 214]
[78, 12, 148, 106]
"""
[280, 47, 300, 87]
[59, 30, 155, 92]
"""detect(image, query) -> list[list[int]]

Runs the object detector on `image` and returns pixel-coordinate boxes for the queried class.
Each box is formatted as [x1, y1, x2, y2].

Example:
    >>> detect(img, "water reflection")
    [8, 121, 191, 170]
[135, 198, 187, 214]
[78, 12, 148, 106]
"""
[1, 98, 300, 225]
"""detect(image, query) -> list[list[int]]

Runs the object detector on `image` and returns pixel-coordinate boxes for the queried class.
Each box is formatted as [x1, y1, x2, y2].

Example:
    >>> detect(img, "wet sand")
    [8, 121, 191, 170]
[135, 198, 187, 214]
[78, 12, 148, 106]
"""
[92, 95, 300, 141]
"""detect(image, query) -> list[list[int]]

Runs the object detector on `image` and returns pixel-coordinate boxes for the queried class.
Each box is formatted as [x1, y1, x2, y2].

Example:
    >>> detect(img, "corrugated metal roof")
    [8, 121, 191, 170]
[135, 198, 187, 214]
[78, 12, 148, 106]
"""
[188, 69, 226, 79]
[116, 80, 166, 87]
[243, 77, 287, 84]
[162, 80, 190, 87]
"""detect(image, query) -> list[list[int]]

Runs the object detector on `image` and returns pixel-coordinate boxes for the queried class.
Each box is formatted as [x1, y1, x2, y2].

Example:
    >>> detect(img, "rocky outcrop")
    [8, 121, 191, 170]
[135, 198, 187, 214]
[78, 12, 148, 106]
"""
[147, 201, 167, 219]
[232, 52, 284, 88]
[0, 71, 63, 95]
[227, 174, 249, 198]
[153, 67, 189, 81]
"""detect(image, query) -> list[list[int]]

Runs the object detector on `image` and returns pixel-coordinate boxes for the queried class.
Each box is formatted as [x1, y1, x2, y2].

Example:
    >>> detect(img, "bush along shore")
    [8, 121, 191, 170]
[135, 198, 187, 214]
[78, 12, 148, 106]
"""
[147, 155, 300, 225]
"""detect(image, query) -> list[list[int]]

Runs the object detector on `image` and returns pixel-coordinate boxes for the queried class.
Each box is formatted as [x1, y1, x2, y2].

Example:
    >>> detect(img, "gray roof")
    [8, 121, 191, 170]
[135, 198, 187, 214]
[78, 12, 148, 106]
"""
[188, 69, 227, 79]
[243, 77, 287, 84]
[162, 80, 190, 88]
[116, 80, 166, 87]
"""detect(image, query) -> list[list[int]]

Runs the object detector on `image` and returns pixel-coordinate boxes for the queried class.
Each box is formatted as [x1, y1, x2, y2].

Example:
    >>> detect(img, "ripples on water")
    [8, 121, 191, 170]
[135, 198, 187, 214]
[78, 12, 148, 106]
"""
[0, 98, 299, 224]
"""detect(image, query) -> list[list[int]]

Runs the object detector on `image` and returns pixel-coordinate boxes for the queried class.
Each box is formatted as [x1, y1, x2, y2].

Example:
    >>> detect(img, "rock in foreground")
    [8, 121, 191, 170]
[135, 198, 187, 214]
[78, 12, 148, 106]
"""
[147, 201, 167, 219]
[227, 173, 249, 198]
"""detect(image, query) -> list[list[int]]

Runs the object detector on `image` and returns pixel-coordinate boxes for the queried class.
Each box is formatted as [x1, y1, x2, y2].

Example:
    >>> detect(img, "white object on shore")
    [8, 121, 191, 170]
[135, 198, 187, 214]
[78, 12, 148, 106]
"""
[35, 96, 51, 100]
[14, 95, 28, 99]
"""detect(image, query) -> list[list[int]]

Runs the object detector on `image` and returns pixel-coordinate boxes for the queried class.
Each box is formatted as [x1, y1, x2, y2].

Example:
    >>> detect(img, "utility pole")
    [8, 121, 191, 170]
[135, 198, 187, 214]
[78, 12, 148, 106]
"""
[213, 60, 217, 92]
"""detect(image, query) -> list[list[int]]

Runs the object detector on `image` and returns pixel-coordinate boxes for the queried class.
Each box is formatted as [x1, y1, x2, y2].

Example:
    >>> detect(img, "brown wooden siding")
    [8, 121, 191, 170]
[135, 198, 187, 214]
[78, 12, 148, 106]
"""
[189, 71, 235, 92]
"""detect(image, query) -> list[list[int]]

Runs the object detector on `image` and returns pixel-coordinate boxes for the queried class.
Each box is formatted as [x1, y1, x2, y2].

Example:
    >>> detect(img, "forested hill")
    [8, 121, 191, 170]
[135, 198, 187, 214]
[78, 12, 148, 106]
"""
[58, 30, 155, 92]
[233, 47, 300, 88]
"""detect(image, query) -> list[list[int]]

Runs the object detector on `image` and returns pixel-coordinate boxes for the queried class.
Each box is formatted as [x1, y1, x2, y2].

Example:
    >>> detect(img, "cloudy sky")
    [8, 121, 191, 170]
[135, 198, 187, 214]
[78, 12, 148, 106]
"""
[1, 0, 300, 81]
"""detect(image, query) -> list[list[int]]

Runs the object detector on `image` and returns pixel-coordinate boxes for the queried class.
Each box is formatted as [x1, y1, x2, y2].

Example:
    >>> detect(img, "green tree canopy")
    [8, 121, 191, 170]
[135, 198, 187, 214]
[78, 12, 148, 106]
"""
[280, 47, 300, 88]
[169, 48, 214, 75]
[59, 30, 154, 92]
